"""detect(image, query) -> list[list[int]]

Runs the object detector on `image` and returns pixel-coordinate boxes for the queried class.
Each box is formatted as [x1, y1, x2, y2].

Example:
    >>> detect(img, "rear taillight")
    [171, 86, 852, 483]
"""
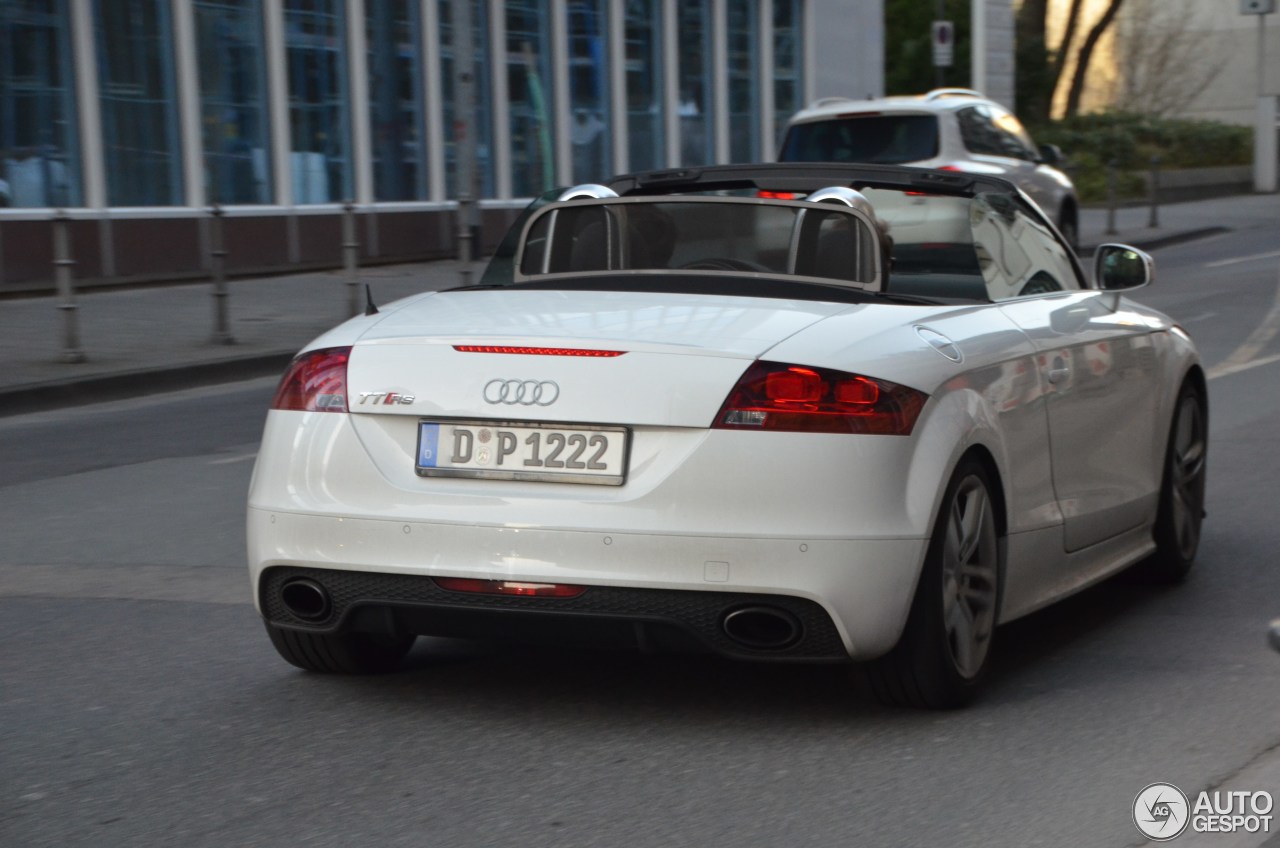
[271, 346, 351, 412]
[712, 361, 927, 435]
[756, 190, 797, 200]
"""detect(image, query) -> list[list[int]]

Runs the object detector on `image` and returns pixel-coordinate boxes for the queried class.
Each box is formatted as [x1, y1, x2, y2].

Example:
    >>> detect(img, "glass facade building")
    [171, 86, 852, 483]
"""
[0, 0, 814, 210]
[0, 0, 81, 208]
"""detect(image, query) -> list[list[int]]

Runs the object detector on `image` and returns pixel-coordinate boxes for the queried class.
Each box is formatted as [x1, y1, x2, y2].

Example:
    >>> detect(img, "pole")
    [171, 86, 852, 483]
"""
[1261, 14, 1267, 99]
[342, 200, 361, 316]
[935, 0, 947, 88]
[452, 0, 477, 286]
[51, 210, 85, 363]
[209, 204, 235, 344]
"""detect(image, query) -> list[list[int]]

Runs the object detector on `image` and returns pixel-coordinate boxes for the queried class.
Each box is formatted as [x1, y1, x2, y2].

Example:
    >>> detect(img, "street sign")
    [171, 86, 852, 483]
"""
[932, 20, 954, 68]
[1241, 0, 1275, 15]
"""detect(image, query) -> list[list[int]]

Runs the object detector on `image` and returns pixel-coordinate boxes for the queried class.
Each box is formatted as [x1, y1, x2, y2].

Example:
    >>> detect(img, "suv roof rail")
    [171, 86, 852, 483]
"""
[806, 96, 859, 109]
[923, 87, 984, 102]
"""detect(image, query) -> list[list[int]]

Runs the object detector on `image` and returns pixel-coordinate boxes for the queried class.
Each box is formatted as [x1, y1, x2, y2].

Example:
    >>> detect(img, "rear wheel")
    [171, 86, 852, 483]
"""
[265, 623, 416, 674]
[864, 459, 1001, 709]
[1058, 205, 1079, 252]
[1133, 381, 1207, 583]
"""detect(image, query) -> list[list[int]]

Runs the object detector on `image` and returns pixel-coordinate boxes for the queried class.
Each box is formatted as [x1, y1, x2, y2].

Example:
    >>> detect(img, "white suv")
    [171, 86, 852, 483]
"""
[778, 88, 1079, 249]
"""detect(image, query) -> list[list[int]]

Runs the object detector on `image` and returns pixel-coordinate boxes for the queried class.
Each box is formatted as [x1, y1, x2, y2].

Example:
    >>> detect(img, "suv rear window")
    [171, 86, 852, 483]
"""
[779, 114, 939, 165]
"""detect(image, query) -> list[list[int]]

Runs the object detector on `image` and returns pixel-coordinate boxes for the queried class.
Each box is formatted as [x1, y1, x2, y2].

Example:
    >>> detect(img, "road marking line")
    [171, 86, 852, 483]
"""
[208, 453, 258, 465]
[1204, 250, 1280, 269]
[1206, 265, 1280, 381]
[1207, 351, 1280, 381]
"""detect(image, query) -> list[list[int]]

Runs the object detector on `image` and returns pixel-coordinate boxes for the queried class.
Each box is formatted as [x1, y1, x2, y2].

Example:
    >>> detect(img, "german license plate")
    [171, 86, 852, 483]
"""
[416, 420, 629, 485]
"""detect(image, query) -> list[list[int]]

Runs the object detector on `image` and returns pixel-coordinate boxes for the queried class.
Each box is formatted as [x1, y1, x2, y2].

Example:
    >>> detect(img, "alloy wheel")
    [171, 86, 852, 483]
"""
[940, 476, 999, 679]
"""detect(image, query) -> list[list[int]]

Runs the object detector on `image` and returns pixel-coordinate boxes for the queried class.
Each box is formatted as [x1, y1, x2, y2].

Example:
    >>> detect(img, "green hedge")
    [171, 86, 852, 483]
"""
[1030, 113, 1252, 201]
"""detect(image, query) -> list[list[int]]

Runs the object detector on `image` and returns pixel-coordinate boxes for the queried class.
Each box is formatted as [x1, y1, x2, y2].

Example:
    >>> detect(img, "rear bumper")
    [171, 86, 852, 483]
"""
[248, 508, 928, 659]
[260, 565, 850, 662]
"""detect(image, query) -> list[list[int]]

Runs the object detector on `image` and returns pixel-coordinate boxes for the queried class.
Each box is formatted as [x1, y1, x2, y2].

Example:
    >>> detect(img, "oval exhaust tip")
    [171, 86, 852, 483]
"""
[722, 606, 802, 650]
[280, 578, 331, 622]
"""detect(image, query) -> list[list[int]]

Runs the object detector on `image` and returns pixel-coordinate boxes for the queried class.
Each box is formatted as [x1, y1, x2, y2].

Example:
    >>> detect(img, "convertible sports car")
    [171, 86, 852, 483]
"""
[248, 163, 1207, 708]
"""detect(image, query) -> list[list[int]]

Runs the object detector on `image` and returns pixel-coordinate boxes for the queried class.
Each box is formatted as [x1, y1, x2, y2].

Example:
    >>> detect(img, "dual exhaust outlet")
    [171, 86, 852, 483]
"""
[280, 577, 332, 622]
[280, 576, 801, 651]
[720, 606, 802, 650]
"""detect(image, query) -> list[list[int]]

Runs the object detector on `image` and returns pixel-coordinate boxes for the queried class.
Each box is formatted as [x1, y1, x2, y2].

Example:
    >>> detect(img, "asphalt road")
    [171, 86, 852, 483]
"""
[3, 228, 1279, 847]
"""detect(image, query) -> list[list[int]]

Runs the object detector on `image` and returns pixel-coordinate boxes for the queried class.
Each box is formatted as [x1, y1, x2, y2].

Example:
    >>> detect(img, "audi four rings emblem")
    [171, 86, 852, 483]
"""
[483, 379, 561, 406]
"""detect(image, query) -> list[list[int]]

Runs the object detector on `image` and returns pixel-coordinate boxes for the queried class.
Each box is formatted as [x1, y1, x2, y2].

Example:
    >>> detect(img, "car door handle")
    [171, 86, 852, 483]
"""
[1047, 357, 1070, 384]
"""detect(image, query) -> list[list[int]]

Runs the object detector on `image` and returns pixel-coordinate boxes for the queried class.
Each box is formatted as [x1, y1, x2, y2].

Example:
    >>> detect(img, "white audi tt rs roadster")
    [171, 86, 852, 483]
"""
[248, 163, 1207, 708]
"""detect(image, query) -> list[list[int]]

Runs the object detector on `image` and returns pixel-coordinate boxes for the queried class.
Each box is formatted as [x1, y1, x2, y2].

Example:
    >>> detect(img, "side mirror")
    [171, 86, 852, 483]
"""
[1093, 244, 1154, 292]
[1038, 144, 1064, 167]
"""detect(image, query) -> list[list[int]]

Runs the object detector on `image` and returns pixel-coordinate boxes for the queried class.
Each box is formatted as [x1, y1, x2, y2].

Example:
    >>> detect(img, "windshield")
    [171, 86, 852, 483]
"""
[780, 115, 939, 165]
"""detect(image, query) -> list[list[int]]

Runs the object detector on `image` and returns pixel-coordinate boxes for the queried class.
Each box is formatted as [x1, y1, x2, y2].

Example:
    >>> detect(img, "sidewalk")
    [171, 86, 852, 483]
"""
[1, 193, 1276, 416]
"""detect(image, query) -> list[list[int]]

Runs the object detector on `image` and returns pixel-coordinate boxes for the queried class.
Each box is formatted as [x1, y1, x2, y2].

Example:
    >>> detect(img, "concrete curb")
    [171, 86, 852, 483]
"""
[1079, 226, 1229, 255]
[0, 351, 294, 418]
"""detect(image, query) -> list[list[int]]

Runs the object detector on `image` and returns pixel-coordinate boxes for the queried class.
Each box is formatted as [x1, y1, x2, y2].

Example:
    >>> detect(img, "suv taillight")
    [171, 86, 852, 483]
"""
[712, 361, 927, 435]
[271, 346, 351, 412]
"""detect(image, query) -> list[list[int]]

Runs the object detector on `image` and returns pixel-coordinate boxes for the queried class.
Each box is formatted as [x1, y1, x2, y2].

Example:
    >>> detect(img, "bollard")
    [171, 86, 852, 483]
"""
[51, 209, 85, 363]
[456, 203, 475, 287]
[342, 200, 361, 316]
[209, 204, 235, 345]
[1105, 161, 1118, 235]
[1148, 155, 1161, 229]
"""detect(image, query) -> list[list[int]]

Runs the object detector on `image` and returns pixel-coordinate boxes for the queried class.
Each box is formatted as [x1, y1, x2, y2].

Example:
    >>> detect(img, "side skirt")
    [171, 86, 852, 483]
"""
[998, 523, 1156, 624]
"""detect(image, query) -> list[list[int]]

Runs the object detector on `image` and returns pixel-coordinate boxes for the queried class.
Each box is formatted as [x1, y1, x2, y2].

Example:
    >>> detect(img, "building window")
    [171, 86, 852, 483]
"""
[94, 0, 183, 206]
[439, 0, 493, 198]
[0, 0, 80, 208]
[773, 0, 803, 149]
[726, 0, 758, 163]
[677, 1, 712, 167]
[624, 0, 662, 173]
[567, 0, 610, 182]
[506, 0, 555, 198]
[195, 0, 271, 204]
[285, 0, 350, 203]
[368, 0, 426, 201]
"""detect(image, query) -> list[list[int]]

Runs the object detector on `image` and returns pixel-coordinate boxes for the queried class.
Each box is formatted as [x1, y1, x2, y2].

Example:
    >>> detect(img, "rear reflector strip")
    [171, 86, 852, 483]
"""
[453, 345, 625, 357]
[432, 577, 587, 598]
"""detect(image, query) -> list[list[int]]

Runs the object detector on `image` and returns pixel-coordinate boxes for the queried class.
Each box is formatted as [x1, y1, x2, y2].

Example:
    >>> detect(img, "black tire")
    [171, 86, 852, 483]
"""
[265, 622, 416, 674]
[864, 459, 1002, 709]
[1058, 207, 1079, 253]
[1132, 381, 1207, 583]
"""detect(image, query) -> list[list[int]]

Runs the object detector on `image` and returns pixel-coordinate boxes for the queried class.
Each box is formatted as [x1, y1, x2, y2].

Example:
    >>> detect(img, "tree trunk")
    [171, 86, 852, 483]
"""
[1050, 0, 1086, 92]
[1064, 0, 1126, 117]
[1015, 0, 1052, 123]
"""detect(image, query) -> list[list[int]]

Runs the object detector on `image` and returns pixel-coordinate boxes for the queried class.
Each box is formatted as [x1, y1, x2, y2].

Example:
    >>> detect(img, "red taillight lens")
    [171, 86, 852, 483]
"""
[766, 367, 825, 403]
[756, 190, 797, 200]
[271, 346, 351, 412]
[432, 577, 586, 598]
[713, 361, 926, 435]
